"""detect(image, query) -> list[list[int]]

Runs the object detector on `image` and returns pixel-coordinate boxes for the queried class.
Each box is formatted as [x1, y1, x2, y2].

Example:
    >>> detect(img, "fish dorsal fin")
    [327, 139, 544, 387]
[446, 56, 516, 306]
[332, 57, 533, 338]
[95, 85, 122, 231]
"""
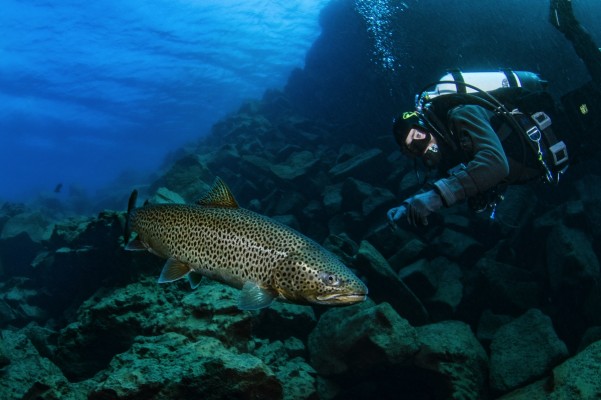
[238, 282, 275, 310]
[196, 177, 239, 208]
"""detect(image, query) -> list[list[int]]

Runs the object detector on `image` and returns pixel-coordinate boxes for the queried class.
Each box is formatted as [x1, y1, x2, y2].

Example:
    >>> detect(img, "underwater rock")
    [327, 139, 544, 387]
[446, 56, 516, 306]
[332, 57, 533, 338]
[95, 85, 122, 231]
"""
[328, 148, 386, 182]
[7, 211, 137, 325]
[0, 231, 44, 279]
[578, 326, 601, 352]
[361, 185, 395, 217]
[262, 189, 306, 217]
[584, 287, 601, 328]
[0, 277, 50, 325]
[149, 187, 186, 204]
[397, 256, 464, 321]
[398, 259, 438, 299]
[150, 154, 213, 201]
[252, 301, 316, 342]
[0, 298, 18, 326]
[308, 301, 419, 377]
[0, 329, 90, 400]
[415, 320, 489, 400]
[546, 223, 600, 293]
[322, 233, 359, 267]
[422, 257, 463, 320]
[388, 238, 428, 271]
[0, 211, 54, 243]
[582, 198, 601, 243]
[354, 240, 429, 325]
[498, 339, 601, 400]
[0, 335, 9, 369]
[340, 178, 374, 213]
[431, 227, 484, 263]
[476, 310, 513, 346]
[549, 341, 601, 398]
[269, 150, 319, 181]
[322, 183, 343, 215]
[489, 308, 568, 393]
[271, 214, 301, 231]
[573, 174, 601, 202]
[252, 338, 317, 400]
[340, 178, 395, 218]
[89, 332, 283, 400]
[54, 278, 253, 381]
[470, 258, 542, 314]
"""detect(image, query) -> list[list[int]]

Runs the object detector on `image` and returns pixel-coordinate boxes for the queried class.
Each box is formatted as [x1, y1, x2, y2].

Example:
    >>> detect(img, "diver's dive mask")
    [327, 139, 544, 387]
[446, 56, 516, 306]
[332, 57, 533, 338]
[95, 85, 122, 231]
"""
[404, 130, 432, 156]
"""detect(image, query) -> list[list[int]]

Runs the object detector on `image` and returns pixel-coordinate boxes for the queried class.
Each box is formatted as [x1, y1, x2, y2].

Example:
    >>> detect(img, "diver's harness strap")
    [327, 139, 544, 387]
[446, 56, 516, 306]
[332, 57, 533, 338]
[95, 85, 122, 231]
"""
[508, 110, 569, 184]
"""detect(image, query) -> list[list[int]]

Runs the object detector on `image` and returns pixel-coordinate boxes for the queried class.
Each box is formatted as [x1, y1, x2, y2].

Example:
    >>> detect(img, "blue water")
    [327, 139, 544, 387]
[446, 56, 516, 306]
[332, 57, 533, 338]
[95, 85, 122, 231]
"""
[0, 0, 329, 203]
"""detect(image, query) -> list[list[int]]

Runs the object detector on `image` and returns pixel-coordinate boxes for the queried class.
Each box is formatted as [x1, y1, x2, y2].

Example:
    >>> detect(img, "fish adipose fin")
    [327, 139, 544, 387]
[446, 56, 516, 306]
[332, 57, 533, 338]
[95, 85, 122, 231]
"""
[196, 177, 239, 208]
[238, 282, 275, 310]
[158, 258, 191, 283]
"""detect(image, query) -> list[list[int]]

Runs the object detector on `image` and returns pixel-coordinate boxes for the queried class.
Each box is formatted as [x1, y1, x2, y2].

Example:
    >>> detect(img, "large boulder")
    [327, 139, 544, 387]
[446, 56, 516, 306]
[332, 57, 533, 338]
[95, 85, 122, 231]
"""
[399, 257, 463, 321]
[0, 330, 90, 400]
[489, 309, 569, 394]
[308, 301, 419, 377]
[415, 320, 489, 400]
[469, 258, 542, 314]
[499, 340, 601, 400]
[546, 223, 600, 293]
[89, 333, 283, 400]
[354, 240, 429, 324]
[53, 278, 253, 381]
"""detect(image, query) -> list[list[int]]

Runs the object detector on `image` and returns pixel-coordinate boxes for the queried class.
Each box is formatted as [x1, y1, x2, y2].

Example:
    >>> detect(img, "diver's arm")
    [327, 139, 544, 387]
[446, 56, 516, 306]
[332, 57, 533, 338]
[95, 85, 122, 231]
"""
[433, 105, 509, 207]
[550, 0, 601, 86]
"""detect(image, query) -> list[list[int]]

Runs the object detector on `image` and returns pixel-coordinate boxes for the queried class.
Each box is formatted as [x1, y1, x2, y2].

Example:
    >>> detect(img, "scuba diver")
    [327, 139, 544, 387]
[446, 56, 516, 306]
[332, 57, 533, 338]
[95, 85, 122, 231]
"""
[387, 70, 570, 227]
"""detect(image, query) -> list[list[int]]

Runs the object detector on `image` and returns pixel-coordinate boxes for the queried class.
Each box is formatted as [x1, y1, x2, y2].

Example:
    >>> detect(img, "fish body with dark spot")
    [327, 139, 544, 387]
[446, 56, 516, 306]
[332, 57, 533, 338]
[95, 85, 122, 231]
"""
[124, 178, 368, 310]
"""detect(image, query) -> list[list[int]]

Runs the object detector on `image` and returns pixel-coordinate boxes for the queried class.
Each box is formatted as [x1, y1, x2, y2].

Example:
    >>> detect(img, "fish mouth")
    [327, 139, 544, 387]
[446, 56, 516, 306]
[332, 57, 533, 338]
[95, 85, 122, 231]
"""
[316, 293, 367, 304]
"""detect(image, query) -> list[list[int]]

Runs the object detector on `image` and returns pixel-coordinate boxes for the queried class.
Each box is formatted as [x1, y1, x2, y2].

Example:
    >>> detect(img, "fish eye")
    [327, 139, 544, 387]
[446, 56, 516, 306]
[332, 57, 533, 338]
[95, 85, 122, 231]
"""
[319, 272, 341, 287]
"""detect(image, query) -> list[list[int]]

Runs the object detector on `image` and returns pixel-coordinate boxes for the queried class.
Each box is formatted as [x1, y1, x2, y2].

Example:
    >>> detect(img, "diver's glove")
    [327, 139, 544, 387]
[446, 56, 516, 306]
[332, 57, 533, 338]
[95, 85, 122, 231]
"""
[387, 205, 407, 224]
[404, 190, 443, 226]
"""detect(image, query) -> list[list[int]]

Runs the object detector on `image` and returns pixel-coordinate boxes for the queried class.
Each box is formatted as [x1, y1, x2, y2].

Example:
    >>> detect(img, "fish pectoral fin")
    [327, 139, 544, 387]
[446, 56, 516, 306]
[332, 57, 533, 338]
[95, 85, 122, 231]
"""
[158, 258, 191, 283]
[238, 282, 275, 310]
[125, 238, 147, 251]
[187, 271, 203, 289]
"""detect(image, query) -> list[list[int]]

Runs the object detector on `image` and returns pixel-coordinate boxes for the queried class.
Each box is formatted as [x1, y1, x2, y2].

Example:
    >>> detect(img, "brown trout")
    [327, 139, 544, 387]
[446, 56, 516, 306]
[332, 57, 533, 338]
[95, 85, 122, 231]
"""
[124, 177, 368, 310]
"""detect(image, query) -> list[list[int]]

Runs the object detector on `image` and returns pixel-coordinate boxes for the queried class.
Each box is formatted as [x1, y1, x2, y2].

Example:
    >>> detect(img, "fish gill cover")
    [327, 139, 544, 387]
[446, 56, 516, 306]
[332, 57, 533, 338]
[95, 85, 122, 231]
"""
[0, 0, 329, 204]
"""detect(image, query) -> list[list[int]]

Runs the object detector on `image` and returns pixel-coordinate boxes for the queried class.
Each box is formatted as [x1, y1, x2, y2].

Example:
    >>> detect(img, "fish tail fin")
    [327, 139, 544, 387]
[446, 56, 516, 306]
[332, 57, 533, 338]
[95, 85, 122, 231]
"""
[124, 189, 138, 245]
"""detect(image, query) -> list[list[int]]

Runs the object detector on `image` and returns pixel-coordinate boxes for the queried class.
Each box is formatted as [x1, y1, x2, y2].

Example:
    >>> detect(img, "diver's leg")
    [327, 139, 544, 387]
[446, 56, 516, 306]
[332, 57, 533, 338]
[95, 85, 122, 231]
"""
[550, 0, 601, 85]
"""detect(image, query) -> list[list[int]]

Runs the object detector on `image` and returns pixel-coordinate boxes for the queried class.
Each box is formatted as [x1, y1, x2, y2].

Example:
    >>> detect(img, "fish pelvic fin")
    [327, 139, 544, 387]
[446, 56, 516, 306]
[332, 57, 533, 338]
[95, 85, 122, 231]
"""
[238, 282, 275, 310]
[196, 177, 239, 208]
[158, 258, 191, 284]
[123, 189, 138, 245]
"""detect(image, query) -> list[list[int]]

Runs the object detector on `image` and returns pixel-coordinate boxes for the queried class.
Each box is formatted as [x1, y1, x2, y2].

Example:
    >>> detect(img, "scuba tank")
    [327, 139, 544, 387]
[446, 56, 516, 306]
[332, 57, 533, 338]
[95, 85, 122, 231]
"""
[421, 69, 547, 100]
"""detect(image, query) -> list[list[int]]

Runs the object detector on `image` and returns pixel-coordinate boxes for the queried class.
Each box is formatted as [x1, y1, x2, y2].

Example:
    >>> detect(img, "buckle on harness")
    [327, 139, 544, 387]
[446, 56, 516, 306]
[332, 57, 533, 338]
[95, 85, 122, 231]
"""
[531, 111, 552, 130]
[549, 141, 569, 166]
[526, 126, 541, 142]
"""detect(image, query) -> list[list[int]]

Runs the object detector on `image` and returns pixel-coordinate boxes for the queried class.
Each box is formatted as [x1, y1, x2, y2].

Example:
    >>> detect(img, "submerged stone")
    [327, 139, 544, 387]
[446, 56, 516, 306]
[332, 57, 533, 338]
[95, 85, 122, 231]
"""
[490, 309, 568, 393]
